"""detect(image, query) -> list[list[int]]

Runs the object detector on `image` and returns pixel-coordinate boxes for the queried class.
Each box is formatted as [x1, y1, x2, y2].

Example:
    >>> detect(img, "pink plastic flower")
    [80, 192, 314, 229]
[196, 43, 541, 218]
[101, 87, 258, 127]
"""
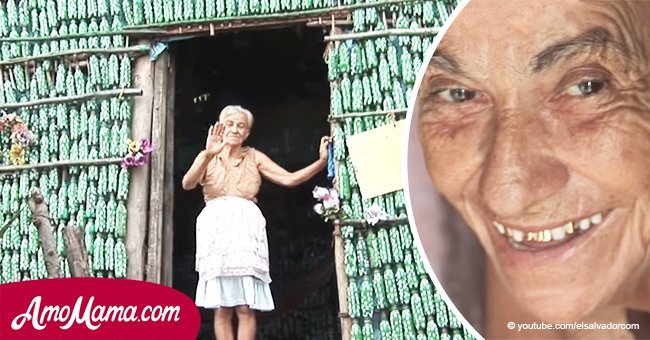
[139, 139, 154, 154]
[364, 203, 389, 226]
[121, 154, 136, 169]
[322, 195, 340, 210]
[312, 186, 330, 200]
[11, 122, 27, 134]
[134, 152, 148, 166]
[14, 130, 35, 147]
[313, 203, 324, 215]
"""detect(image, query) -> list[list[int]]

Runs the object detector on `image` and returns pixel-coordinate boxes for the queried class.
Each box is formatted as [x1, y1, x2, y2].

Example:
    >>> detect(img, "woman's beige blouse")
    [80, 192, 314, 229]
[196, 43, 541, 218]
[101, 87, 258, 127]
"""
[200, 147, 262, 202]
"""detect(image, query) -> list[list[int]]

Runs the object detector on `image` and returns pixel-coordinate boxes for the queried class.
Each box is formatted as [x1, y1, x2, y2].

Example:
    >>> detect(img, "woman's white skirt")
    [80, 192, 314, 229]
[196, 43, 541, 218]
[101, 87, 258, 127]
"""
[195, 276, 275, 311]
[194, 196, 274, 311]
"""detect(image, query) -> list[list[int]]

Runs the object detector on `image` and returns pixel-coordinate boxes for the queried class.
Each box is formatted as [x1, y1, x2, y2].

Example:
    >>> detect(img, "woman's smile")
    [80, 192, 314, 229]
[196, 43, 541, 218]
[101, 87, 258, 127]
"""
[491, 210, 608, 249]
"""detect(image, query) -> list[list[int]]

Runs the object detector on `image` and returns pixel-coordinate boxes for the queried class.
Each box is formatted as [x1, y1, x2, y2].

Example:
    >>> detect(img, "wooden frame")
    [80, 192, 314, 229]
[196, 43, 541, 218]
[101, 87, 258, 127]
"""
[162, 52, 176, 287]
[126, 41, 155, 281]
[145, 50, 172, 284]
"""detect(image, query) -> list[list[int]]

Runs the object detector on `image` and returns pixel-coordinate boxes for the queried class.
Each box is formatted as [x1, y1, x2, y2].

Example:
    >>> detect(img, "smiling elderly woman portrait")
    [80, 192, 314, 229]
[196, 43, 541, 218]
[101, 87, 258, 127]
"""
[406, 0, 650, 339]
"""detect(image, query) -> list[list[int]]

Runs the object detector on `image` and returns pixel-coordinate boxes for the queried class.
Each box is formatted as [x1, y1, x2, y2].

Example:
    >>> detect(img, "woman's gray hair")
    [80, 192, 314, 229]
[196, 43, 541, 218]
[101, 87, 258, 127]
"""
[218, 105, 254, 128]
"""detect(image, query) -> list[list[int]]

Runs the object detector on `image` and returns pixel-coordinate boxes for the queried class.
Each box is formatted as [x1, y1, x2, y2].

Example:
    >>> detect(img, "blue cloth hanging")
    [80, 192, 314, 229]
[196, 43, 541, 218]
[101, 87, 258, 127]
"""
[327, 143, 335, 180]
[149, 42, 168, 61]
[150, 36, 200, 61]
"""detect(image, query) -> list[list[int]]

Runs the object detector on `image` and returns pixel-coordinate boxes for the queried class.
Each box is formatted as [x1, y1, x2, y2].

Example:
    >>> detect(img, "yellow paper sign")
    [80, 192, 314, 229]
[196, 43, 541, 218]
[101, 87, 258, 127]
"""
[346, 120, 405, 200]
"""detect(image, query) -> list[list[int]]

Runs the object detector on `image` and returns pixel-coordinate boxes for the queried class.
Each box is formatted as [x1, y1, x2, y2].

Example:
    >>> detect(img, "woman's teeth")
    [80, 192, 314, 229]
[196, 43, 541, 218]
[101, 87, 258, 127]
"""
[492, 212, 604, 244]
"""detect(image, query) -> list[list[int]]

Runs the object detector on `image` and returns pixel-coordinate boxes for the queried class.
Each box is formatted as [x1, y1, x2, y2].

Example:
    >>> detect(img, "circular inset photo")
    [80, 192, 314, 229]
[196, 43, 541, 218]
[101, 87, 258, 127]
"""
[405, 0, 650, 338]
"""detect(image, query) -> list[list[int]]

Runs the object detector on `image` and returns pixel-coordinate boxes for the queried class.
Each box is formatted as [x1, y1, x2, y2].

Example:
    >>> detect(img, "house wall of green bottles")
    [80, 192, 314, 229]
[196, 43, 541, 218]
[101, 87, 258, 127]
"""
[0, 0, 475, 339]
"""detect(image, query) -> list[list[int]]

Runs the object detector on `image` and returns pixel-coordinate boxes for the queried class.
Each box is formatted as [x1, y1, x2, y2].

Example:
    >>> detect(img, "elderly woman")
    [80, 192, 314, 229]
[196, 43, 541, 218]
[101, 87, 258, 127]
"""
[408, 0, 650, 338]
[182, 105, 329, 340]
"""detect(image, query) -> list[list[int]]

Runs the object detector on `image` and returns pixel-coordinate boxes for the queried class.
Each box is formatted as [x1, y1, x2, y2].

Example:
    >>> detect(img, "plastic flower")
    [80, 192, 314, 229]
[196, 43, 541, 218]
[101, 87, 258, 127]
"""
[322, 194, 340, 210]
[11, 123, 34, 147]
[312, 186, 330, 200]
[122, 138, 155, 169]
[9, 144, 25, 166]
[127, 139, 141, 154]
[2, 113, 19, 124]
[313, 203, 324, 215]
[14, 130, 35, 147]
[364, 203, 389, 226]
[312, 186, 348, 222]
[11, 122, 27, 134]
[120, 154, 134, 168]
[139, 139, 154, 154]
[134, 152, 148, 166]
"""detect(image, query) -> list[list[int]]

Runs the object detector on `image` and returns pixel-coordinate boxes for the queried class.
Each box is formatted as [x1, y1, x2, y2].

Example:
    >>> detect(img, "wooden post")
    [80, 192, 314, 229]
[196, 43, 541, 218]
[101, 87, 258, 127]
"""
[126, 40, 154, 280]
[29, 190, 60, 279]
[63, 226, 90, 277]
[145, 51, 170, 283]
[161, 51, 176, 287]
[333, 222, 351, 340]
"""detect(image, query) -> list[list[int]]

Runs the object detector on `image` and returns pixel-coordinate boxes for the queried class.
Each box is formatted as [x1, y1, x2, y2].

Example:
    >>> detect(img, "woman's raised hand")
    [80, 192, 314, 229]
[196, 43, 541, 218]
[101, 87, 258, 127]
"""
[319, 136, 331, 161]
[205, 123, 226, 156]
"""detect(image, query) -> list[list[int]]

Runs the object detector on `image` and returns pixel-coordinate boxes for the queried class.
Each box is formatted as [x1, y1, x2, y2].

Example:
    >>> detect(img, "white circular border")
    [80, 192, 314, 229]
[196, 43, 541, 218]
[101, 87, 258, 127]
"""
[401, 0, 484, 339]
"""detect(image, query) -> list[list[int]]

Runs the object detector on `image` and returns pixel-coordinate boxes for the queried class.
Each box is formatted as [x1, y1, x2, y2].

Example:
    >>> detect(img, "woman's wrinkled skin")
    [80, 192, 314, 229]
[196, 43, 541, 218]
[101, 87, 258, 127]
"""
[416, 0, 650, 337]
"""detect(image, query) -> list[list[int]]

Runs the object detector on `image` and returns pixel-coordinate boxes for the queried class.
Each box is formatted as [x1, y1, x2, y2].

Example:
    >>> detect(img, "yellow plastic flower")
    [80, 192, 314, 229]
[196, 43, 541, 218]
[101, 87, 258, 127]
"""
[127, 138, 141, 154]
[9, 144, 25, 165]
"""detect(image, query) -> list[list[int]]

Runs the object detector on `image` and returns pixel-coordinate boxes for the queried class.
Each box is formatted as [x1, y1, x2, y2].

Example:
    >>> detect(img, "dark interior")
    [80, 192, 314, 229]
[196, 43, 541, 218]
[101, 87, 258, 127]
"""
[171, 27, 341, 340]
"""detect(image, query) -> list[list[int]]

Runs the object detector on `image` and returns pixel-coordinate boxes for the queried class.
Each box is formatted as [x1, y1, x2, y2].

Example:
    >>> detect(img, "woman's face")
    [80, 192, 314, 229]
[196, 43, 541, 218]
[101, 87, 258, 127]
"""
[222, 112, 250, 145]
[417, 0, 650, 322]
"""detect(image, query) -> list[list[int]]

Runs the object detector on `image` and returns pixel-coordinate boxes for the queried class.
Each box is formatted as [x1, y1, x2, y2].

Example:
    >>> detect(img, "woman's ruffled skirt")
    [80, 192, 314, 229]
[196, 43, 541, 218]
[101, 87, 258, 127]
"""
[194, 196, 274, 311]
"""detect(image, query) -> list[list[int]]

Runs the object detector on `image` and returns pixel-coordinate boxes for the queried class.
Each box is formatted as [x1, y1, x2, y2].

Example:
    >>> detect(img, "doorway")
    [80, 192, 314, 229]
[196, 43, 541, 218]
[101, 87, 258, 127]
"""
[171, 27, 341, 340]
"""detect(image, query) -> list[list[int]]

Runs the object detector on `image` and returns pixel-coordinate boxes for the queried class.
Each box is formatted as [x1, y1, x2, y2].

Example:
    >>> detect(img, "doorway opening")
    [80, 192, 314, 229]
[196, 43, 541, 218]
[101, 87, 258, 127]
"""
[171, 27, 340, 340]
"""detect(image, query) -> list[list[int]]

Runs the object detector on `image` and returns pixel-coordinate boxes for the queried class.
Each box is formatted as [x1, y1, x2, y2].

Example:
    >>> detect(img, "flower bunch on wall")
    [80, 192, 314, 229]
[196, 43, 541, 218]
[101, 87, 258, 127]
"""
[0, 111, 36, 166]
[121, 138, 154, 169]
[313, 186, 348, 222]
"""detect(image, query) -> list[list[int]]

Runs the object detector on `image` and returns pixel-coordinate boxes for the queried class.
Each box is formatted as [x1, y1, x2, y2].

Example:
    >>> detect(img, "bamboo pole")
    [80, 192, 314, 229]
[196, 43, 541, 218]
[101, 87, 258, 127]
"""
[0, 88, 143, 110]
[121, 0, 417, 30]
[0, 45, 151, 67]
[324, 27, 441, 41]
[0, 158, 122, 174]
[126, 42, 155, 281]
[4, 59, 89, 74]
[151, 17, 323, 37]
[307, 18, 397, 28]
[0, 30, 166, 42]
[328, 65, 351, 336]
[333, 222, 351, 340]
[306, 19, 353, 27]
[328, 108, 408, 121]
[339, 217, 409, 227]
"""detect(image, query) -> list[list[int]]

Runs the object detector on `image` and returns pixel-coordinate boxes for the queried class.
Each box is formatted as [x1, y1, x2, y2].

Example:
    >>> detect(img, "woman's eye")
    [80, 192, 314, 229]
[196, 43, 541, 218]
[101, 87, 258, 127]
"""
[566, 79, 608, 96]
[435, 88, 477, 103]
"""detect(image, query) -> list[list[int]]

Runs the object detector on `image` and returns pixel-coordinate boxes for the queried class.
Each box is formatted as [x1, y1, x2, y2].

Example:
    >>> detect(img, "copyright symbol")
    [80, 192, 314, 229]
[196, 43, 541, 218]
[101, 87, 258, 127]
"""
[507, 321, 515, 330]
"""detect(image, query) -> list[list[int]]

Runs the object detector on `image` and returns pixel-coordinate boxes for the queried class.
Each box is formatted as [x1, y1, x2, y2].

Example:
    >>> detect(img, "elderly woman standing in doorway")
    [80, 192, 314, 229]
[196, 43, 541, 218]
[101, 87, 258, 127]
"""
[408, 0, 650, 338]
[182, 105, 329, 340]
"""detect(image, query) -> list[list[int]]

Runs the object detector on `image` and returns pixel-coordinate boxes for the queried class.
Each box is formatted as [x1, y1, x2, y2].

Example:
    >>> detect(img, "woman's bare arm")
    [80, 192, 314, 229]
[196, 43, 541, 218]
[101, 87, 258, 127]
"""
[182, 151, 214, 190]
[256, 136, 330, 187]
